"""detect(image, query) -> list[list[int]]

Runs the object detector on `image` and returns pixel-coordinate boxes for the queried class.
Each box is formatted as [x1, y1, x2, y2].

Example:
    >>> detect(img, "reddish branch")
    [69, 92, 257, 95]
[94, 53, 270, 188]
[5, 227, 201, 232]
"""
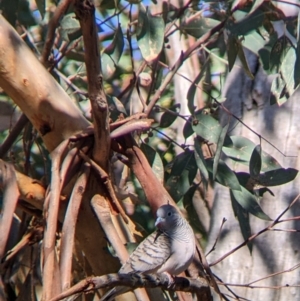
[41, 0, 73, 65]
[60, 163, 90, 291]
[74, 0, 110, 170]
[49, 273, 211, 301]
[42, 140, 69, 300]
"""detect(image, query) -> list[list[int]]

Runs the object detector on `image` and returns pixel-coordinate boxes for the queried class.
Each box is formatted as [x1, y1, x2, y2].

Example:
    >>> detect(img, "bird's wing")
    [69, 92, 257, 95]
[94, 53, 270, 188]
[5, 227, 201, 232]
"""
[120, 231, 171, 274]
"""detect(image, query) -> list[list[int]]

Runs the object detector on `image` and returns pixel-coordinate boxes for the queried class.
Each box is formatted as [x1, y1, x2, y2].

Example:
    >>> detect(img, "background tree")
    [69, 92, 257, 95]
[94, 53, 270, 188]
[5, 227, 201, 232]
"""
[0, 1, 300, 301]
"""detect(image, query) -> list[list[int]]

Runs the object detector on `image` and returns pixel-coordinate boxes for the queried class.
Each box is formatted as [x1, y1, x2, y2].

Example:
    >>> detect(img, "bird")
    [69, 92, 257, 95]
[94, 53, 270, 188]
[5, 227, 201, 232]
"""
[101, 203, 195, 301]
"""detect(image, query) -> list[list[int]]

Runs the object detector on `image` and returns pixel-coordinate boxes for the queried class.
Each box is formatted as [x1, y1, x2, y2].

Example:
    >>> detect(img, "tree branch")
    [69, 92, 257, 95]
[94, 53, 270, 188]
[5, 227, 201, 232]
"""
[0, 15, 90, 152]
[74, 0, 110, 170]
[49, 273, 211, 301]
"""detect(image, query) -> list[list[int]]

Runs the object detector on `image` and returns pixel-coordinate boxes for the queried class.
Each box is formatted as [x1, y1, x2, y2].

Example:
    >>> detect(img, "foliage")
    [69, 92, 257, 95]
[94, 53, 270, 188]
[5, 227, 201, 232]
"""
[0, 0, 300, 300]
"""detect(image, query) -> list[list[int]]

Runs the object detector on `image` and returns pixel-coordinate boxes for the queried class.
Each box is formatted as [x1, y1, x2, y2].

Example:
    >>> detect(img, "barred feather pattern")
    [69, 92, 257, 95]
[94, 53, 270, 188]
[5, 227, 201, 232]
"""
[100, 204, 195, 301]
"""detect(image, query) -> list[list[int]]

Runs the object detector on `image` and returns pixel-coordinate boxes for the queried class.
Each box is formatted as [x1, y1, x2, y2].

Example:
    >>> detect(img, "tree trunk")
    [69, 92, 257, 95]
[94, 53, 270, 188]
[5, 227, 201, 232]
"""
[207, 51, 300, 300]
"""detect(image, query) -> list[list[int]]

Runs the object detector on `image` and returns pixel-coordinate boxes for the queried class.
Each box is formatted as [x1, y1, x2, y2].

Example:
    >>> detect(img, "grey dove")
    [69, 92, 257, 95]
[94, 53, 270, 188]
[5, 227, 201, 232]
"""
[101, 204, 195, 301]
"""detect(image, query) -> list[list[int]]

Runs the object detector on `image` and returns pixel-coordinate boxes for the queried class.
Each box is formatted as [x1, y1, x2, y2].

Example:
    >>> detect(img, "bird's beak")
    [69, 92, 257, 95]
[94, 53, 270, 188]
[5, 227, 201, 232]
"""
[155, 217, 165, 227]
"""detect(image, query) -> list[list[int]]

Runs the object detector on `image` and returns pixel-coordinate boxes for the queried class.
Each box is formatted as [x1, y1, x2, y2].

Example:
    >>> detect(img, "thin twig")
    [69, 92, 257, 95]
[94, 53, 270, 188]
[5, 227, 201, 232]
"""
[41, 0, 73, 65]
[79, 151, 129, 223]
[145, 20, 226, 116]
[206, 218, 227, 257]
[210, 193, 300, 266]
[0, 113, 29, 158]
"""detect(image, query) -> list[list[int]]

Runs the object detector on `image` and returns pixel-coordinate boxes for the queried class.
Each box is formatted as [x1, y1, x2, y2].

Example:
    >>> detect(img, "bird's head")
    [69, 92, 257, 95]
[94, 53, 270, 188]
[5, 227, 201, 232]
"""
[155, 204, 180, 231]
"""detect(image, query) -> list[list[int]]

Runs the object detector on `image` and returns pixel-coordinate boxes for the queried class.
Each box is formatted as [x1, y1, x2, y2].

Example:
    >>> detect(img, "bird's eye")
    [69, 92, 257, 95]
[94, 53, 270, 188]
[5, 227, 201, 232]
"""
[167, 212, 172, 216]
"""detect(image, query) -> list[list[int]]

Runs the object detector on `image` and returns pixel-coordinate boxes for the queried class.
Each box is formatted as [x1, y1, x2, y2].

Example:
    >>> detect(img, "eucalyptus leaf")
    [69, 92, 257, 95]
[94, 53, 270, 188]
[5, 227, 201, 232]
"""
[181, 11, 220, 39]
[160, 105, 180, 128]
[231, 195, 252, 253]
[206, 158, 241, 191]
[237, 40, 254, 79]
[227, 34, 238, 72]
[140, 143, 164, 183]
[60, 13, 81, 42]
[192, 112, 222, 144]
[213, 123, 229, 180]
[194, 139, 209, 189]
[249, 0, 265, 14]
[281, 47, 297, 97]
[36, 0, 45, 19]
[231, 186, 272, 221]
[258, 168, 298, 187]
[183, 118, 194, 140]
[249, 145, 262, 178]
[270, 75, 287, 106]
[187, 59, 209, 114]
[102, 25, 124, 79]
[183, 184, 207, 235]
[167, 151, 198, 202]
[223, 136, 281, 171]
[137, 4, 165, 62]
[230, 9, 264, 36]
[166, 170, 190, 202]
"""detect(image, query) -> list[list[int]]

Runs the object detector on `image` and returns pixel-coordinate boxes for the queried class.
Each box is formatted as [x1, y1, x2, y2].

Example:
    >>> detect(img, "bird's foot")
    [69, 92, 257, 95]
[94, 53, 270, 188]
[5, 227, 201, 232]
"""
[163, 272, 175, 288]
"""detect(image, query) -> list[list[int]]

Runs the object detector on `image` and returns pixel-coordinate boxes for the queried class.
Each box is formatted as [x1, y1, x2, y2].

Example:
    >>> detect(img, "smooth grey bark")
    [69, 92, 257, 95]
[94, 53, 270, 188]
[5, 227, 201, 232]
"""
[207, 52, 300, 300]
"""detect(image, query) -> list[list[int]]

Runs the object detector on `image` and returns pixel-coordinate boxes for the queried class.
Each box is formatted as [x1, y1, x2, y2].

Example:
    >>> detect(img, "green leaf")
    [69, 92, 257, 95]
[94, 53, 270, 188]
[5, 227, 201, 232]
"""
[242, 31, 266, 55]
[260, 152, 281, 172]
[137, 4, 165, 62]
[36, 0, 46, 19]
[223, 136, 255, 162]
[270, 75, 287, 106]
[270, 36, 290, 73]
[230, 9, 264, 36]
[226, 30, 254, 78]
[183, 184, 207, 235]
[187, 59, 209, 114]
[231, 195, 252, 253]
[281, 47, 297, 96]
[181, 12, 221, 39]
[106, 95, 127, 121]
[206, 159, 241, 191]
[213, 123, 229, 180]
[166, 170, 190, 202]
[258, 168, 298, 186]
[242, 30, 266, 55]
[192, 112, 222, 144]
[249, 0, 265, 14]
[294, 10, 300, 88]
[223, 136, 281, 171]
[166, 151, 198, 202]
[258, 32, 278, 72]
[102, 25, 124, 80]
[60, 13, 81, 42]
[183, 118, 194, 140]
[231, 186, 272, 221]
[0, 0, 18, 26]
[170, 150, 197, 179]
[194, 139, 209, 189]
[249, 145, 262, 178]
[227, 34, 239, 72]
[159, 105, 180, 128]
[140, 143, 164, 183]
[294, 44, 300, 89]
[237, 40, 254, 79]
